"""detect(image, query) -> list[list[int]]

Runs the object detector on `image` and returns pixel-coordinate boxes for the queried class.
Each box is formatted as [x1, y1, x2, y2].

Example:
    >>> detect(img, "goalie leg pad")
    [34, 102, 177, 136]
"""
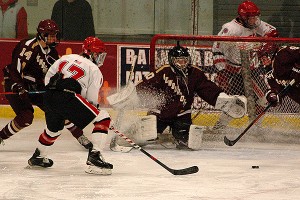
[113, 115, 157, 148]
[188, 125, 204, 150]
[215, 92, 247, 118]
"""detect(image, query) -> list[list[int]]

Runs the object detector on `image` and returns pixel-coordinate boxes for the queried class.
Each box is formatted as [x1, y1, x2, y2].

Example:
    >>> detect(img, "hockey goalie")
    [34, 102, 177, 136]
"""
[107, 43, 247, 151]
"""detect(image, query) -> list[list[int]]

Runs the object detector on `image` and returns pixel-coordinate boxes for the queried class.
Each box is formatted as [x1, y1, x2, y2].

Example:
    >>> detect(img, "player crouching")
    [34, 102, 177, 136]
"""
[108, 42, 247, 151]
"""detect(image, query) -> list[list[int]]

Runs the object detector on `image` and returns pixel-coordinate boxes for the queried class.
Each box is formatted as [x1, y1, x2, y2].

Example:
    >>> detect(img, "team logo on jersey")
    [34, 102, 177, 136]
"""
[163, 74, 187, 106]
[222, 28, 228, 34]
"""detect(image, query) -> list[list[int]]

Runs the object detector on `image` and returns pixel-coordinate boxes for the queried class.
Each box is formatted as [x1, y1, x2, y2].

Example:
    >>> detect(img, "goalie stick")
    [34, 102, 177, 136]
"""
[110, 126, 199, 175]
[224, 79, 295, 146]
[109, 55, 138, 153]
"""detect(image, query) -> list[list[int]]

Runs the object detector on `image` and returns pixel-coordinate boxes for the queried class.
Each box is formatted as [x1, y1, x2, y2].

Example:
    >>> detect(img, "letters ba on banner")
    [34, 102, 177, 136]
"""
[119, 45, 150, 87]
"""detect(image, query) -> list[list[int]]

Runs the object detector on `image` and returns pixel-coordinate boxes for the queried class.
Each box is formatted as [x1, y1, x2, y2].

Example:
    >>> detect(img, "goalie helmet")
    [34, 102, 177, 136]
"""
[168, 42, 191, 77]
[82, 36, 107, 67]
[37, 19, 60, 48]
[238, 0, 261, 29]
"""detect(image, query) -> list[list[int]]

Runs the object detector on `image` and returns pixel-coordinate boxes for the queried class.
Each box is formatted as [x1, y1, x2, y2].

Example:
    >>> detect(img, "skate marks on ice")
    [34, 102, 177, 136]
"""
[0, 119, 300, 200]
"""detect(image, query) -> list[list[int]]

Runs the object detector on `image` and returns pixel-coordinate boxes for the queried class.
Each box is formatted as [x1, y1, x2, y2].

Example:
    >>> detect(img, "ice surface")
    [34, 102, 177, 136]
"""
[0, 119, 300, 200]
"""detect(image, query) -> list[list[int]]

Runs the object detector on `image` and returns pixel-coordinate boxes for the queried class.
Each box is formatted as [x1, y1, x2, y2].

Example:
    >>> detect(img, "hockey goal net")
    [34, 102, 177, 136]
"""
[150, 34, 300, 143]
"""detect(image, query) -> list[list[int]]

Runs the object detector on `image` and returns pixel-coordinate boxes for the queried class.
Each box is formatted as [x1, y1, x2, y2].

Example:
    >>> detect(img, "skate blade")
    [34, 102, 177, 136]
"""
[85, 165, 112, 175]
[25, 165, 50, 170]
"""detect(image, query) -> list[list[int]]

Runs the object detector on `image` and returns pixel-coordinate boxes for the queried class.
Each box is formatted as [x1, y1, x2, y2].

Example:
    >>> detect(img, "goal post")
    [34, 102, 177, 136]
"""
[150, 34, 300, 138]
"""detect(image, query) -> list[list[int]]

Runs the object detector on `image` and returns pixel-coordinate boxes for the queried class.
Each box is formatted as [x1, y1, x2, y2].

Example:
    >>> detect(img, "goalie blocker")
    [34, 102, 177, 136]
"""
[215, 92, 247, 119]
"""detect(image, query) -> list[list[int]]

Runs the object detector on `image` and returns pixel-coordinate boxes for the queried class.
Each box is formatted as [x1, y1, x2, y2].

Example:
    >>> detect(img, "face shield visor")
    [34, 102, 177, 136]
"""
[92, 52, 107, 67]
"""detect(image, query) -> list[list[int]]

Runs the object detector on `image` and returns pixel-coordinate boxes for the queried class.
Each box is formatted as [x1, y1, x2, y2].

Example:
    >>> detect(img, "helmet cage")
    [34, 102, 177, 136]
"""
[170, 56, 190, 71]
[91, 52, 107, 67]
[82, 37, 107, 67]
[168, 43, 191, 76]
[241, 15, 261, 29]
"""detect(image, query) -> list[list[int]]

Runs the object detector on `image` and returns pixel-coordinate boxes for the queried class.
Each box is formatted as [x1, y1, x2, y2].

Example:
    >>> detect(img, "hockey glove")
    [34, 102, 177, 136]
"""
[12, 83, 28, 100]
[93, 110, 112, 134]
[265, 90, 280, 107]
[46, 72, 63, 90]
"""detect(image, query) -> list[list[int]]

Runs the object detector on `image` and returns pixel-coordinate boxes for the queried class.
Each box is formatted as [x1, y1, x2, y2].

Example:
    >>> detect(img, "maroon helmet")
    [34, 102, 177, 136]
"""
[82, 37, 107, 67]
[257, 43, 278, 59]
[37, 19, 60, 48]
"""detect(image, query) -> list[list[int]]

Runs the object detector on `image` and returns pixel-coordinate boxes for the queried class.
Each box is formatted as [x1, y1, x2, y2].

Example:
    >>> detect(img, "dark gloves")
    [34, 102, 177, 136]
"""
[12, 83, 28, 100]
[265, 90, 280, 107]
[46, 72, 63, 90]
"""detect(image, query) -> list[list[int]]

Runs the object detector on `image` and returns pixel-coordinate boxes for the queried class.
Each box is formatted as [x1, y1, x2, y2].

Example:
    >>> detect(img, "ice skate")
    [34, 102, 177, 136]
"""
[175, 140, 193, 151]
[85, 149, 113, 175]
[27, 148, 53, 168]
[77, 135, 93, 150]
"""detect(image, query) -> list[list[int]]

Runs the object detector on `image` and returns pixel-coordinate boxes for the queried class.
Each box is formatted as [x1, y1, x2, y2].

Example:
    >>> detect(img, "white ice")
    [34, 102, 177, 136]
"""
[0, 118, 300, 200]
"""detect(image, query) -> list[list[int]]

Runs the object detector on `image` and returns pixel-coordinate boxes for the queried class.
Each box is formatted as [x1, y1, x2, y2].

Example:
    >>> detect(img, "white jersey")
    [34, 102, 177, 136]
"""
[45, 54, 103, 106]
[213, 18, 276, 72]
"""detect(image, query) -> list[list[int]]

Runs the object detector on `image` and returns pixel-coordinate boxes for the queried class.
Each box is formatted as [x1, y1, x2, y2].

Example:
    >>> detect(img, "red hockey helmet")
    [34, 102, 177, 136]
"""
[82, 37, 107, 67]
[37, 19, 60, 48]
[238, 1, 261, 29]
[238, 0, 260, 17]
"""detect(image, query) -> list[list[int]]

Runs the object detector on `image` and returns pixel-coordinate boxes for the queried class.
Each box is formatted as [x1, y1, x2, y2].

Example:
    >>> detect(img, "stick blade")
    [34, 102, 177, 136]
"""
[224, 136, 235, 146]
[171, 166, 199, 175]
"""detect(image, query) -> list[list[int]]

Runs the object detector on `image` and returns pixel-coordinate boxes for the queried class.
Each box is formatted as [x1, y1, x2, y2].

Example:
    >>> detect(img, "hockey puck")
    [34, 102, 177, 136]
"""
[252, 165, 259, 169]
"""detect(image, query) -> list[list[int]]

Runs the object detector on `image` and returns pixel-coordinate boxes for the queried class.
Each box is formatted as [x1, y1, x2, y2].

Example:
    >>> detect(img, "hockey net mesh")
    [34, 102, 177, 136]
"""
[150, 35, 300, 142]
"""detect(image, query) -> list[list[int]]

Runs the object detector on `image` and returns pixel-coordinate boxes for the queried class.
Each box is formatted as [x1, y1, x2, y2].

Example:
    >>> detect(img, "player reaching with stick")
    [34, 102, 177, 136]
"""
[211, 0, 278, 133]
[27, 36, 113, 175]
[258, 43, 300, 106]
[0, 19, 93, 149]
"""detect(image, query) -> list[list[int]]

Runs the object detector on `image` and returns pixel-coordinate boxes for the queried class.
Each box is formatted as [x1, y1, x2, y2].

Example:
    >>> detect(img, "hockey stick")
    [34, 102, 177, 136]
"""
[0, 91, 45, 95]
[224, 79, 295, 146]
[110, 126, 199, 175]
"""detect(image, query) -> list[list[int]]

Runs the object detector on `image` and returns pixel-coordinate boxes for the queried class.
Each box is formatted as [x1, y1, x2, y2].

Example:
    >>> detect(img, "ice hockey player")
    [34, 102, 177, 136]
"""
[0, 19, 93, 149]
[212, 0, 277, 95]
[211, 0, 278, 133]
[27, 36, 113, 175]
[257, 43, 300, 106]
[108, 42, 247, 151]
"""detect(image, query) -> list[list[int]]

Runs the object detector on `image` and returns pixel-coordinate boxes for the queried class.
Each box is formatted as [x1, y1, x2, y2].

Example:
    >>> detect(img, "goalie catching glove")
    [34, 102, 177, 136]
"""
[215, 92, 247, 118]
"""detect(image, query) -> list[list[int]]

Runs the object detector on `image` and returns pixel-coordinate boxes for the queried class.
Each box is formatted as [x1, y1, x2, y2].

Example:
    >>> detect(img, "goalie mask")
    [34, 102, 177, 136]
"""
[82, 37, 107, 67]
[238, 0, 261, 29]
[37, 19, 60, 48]
[168, 42, 191, 77]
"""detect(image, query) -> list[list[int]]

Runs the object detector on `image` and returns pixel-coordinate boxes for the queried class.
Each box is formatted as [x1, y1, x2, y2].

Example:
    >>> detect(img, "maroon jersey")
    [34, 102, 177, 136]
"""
[266, 46, 300, 104]
[6, 37, 59, 91]
[136, 65, 223, 120]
